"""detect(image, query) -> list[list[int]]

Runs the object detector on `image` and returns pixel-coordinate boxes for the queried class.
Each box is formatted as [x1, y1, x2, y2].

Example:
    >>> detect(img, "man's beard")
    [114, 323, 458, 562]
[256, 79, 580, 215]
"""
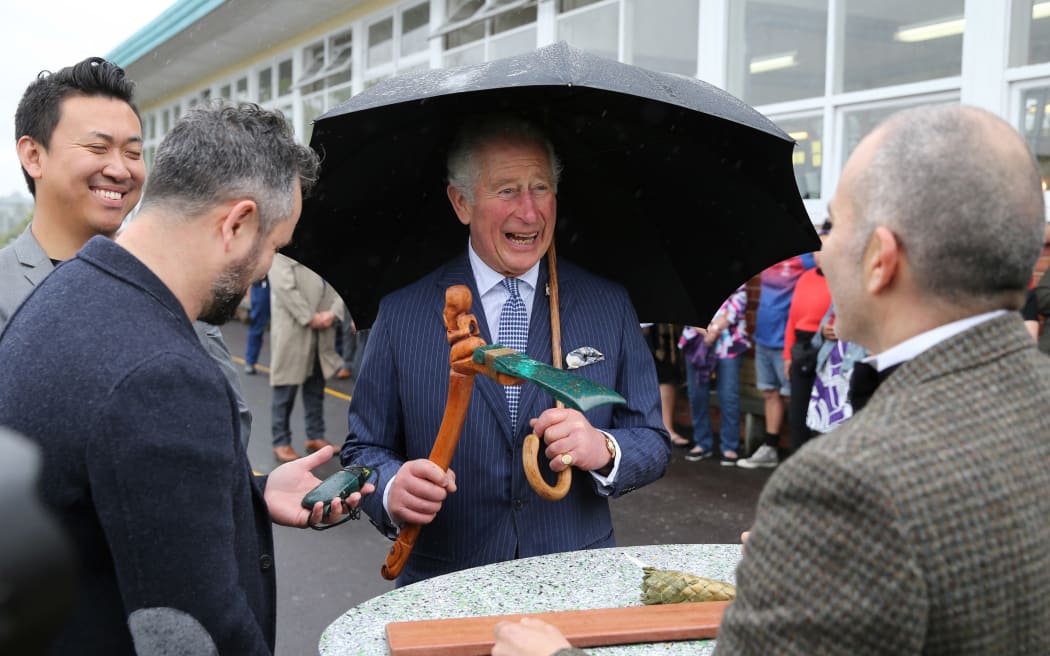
[199, 239, 263, 326]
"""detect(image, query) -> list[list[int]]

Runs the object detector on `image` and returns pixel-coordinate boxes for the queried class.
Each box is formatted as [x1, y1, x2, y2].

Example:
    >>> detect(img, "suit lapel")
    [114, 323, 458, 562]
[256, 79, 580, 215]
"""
[14, 227, 54, 289]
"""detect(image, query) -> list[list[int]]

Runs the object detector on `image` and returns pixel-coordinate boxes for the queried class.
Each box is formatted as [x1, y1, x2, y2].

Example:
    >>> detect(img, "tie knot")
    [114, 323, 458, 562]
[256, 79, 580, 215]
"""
[501, 277, 521, 299]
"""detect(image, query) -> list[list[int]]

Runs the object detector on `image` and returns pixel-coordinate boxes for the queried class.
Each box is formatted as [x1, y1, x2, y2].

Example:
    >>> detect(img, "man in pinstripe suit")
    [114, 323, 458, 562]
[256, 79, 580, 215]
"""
[492, 105, 1050, 655]
[341, 116, 670, 586]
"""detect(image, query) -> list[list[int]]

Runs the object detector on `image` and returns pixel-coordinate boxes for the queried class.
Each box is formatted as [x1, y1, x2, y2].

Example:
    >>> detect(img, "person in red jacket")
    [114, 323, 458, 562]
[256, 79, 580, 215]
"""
[782, 223, 832, 451]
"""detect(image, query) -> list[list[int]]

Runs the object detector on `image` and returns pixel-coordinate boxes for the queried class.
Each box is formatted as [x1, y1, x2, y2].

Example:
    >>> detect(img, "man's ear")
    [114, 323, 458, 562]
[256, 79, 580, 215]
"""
[447, 185, 472, 226]
[16, 136, 44, 181]
[865, 226, 900, 295]
[219, 200, 259, 252]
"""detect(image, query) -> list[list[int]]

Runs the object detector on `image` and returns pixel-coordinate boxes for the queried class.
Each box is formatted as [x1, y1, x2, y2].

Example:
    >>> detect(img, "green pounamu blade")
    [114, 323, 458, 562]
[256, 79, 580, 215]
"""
[473, 344, 626, 413]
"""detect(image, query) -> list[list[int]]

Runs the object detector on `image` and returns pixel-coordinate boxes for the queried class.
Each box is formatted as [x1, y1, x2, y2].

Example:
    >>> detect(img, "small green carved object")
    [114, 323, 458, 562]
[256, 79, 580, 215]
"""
[472, 344, 626, 413]
[301, 464, 373, 528]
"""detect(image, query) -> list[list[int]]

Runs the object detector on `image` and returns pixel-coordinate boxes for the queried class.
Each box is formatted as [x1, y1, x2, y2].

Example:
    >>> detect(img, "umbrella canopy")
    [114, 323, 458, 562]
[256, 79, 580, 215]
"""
[285, 41, 819, 329]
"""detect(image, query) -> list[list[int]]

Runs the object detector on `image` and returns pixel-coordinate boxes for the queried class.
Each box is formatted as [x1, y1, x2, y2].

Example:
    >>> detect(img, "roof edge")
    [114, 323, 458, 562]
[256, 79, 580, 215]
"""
[107, 0, 226, 67]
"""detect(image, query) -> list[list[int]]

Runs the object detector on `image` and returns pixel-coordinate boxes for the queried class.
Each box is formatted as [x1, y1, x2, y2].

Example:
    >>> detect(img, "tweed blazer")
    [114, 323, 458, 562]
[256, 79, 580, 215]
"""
[716, 313, 1050, 655]
[342, 251, 670, 586]
[0, 224, 52, 333]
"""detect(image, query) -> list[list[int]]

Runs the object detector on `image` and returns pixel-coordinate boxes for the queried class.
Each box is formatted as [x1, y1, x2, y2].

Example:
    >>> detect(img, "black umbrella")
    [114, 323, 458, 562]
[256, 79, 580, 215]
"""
[286, 41, 818, 329]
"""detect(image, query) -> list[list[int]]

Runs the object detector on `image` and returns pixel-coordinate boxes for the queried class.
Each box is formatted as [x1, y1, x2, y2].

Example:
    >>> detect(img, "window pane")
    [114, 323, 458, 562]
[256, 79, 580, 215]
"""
[842, 0, 963, 93]
[278, 59, 293, 96]
[328, 87, 354, 109]
[302, 94, 325, 145]
[557, 2, 618, 61]
[774, 115, 822, 199]
[728, 0, 827, 106]
[258, 67, 273, 103]
[841, 98, 956, 163]
[444, 43, 485, 67]
[303, 42, 325, 79]
[446, 21, 485, 49]
[402, 3, 430, 55]
[235, 77, 248, 101]
[162, 109, 171, 133]
[219, 84, 231, 99]
[1012, 0, 1050, 65]
[327, 29, 353, 85]
[493, 5, 536, 35]
[490, 25, 537, 60]
[369, 17, 394, 67]
[630, 0, 697, 75]
[559, 0, 603, 11]
[1020, 86, 1050, 190]
[448, 0, 483, 22]
[148, 114, 156, 140]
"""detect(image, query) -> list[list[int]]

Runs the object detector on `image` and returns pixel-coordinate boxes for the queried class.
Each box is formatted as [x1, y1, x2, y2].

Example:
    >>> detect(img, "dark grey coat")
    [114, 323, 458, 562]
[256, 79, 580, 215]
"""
[0, 236, 276, 655]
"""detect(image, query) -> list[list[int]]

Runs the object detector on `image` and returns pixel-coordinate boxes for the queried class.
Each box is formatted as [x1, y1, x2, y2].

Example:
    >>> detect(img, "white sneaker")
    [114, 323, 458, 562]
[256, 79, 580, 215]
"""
[737, 444, 779, 469]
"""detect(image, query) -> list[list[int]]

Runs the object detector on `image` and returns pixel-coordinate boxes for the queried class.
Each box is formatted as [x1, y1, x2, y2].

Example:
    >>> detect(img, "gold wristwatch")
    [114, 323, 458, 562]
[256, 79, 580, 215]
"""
[604, 435, 617, 463]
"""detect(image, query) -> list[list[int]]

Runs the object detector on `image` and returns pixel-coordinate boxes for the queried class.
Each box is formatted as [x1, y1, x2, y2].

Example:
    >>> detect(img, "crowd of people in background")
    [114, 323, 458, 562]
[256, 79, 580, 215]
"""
[4, 53, 1050, 656]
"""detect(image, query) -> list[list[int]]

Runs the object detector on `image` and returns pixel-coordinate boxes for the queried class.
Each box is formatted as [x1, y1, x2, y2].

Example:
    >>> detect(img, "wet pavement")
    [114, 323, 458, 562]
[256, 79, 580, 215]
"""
[220, 319, 772, 655]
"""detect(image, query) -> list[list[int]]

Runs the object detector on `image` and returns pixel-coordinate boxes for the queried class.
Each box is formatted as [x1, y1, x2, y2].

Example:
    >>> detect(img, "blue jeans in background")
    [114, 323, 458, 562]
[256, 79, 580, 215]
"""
[686, 356, 742, 455]
[245, 280, 270, 367]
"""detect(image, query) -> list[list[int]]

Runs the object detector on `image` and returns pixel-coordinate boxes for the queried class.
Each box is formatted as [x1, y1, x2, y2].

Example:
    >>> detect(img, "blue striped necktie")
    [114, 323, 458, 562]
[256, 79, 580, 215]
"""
[498, 277, 528, 427]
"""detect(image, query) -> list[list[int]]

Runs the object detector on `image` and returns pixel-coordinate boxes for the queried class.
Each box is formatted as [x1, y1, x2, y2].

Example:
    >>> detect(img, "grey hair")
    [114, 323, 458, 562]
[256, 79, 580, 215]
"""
[850, 104, 1044, 311]
[446, 115, 563, 203]
[140, 102, 320, 235]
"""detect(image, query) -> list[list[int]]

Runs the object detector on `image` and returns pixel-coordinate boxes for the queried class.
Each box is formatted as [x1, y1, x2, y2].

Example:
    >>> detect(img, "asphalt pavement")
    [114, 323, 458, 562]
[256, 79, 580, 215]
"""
[219, 318, 772, 655]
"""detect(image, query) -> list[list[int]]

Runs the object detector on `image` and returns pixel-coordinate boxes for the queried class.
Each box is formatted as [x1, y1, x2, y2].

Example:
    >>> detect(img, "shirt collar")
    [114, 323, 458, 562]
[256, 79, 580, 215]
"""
[467, 239, 541, 295]
[866, 309, 1006, 371]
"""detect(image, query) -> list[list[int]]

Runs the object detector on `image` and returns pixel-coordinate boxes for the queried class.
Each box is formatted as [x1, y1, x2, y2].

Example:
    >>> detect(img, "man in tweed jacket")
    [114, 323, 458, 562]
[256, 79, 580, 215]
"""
[714, 105, 1050, 654]
[492, 105, 1050, 656]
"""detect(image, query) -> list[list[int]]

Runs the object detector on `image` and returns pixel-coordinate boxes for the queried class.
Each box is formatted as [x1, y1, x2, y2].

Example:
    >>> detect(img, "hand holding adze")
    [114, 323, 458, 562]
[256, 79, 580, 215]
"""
[380, 284, 624, 580]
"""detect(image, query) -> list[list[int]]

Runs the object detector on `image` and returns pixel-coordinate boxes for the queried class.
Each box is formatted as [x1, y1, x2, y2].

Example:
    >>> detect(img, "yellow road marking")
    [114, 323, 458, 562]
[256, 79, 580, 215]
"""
[231, 355, 352, 402]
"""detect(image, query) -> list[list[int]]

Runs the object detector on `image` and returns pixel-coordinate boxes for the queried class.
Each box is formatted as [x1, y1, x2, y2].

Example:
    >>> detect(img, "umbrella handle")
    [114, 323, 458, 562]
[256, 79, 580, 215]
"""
[523, 433, 572, 501]
[524, 243, 572, 501]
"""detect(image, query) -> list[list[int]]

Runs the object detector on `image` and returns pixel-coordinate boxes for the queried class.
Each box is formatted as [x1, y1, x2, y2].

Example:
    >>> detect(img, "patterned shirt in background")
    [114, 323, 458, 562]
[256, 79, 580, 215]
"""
[680, 284, 751, 359]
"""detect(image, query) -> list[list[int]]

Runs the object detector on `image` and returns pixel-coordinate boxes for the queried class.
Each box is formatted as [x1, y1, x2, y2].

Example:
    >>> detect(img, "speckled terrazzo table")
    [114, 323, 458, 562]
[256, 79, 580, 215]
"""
[320, 543, 740, 656]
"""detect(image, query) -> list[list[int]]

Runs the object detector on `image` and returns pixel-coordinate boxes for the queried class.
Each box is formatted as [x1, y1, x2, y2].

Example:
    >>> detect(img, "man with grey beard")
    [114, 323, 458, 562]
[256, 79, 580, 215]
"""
[0, 102, 372, 655]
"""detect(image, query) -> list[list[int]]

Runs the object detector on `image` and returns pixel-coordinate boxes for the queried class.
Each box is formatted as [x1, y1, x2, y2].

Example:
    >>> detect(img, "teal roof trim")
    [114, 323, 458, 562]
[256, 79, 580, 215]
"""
[107, 0, 226, 67]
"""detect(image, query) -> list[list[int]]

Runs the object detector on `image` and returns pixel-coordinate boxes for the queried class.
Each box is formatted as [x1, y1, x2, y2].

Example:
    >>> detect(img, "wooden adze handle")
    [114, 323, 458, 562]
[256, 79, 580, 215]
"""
[382, 286, 487, 580]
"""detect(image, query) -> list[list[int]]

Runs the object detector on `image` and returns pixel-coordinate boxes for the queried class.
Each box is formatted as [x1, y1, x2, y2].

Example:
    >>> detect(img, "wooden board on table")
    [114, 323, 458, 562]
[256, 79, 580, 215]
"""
[386, 601, 728, 656]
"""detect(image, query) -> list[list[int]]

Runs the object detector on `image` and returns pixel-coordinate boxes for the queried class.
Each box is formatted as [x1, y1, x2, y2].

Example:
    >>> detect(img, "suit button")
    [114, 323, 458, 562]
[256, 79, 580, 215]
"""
[513, 499, 523, 510]
[259, 554, 273, 570]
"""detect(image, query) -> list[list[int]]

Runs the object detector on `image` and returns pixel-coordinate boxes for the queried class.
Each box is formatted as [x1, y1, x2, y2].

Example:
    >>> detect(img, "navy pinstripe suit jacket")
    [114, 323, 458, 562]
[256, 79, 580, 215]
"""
[342, 251, 670, 585]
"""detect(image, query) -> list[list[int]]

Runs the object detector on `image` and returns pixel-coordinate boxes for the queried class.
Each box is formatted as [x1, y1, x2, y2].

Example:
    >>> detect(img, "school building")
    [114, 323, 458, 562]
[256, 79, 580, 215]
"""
[110, 0, 1050, 226]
